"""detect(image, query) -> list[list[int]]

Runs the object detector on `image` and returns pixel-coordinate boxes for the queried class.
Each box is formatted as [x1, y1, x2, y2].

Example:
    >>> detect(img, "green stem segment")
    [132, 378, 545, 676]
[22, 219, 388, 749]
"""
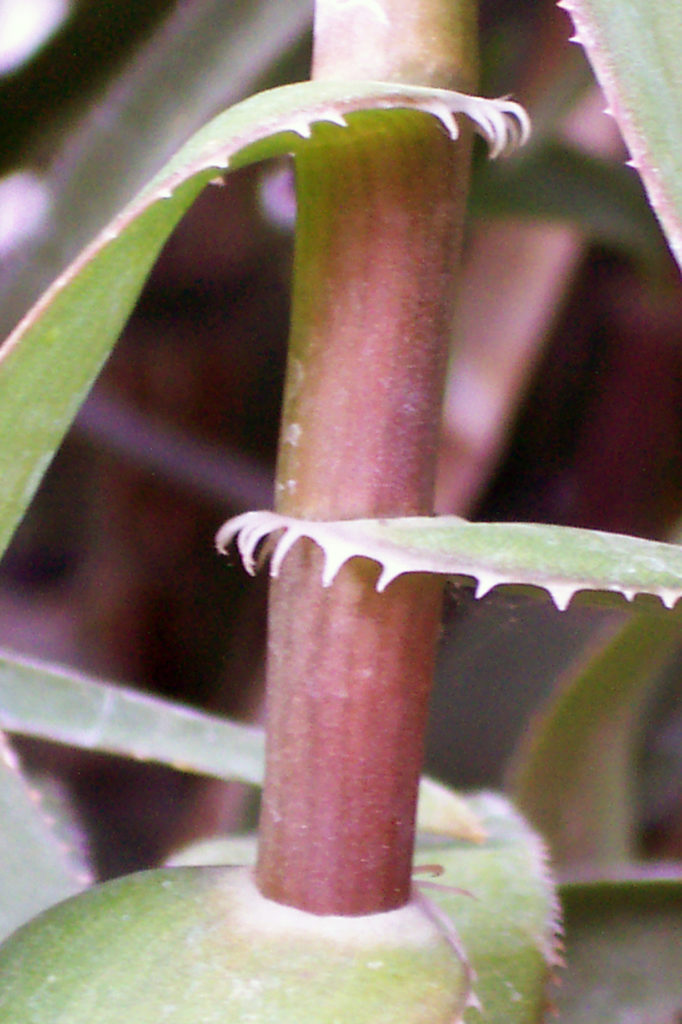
[256, 0, 477, 915]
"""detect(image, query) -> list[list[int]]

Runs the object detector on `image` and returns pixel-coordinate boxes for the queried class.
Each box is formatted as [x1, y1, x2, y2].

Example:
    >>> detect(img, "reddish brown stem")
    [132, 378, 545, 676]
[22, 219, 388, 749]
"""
[255, 116, 471, 914]
[261, 550, 444, 913]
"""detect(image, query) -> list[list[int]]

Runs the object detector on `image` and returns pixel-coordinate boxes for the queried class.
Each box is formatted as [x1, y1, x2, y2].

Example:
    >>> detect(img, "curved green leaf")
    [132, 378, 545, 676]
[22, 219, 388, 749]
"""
[0, 79, 525, 563]
[559, 0, 682, 270]
[557, 876, 682, 1022]
[219, 510, 682, 610]
[508, 607, 682, 869]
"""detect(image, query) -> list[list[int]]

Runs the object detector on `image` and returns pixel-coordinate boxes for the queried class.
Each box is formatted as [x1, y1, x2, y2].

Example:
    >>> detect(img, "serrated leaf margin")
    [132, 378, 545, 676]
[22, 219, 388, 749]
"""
[217, 510, 682, 610]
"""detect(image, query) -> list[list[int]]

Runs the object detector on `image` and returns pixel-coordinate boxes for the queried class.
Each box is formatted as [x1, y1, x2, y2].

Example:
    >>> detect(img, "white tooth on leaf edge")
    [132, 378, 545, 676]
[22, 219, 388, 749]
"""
[317, 108, 349, 128]
[420, 101, 460, 141]
[546, 583, 577, 612]
[474, 572, 501, 600]
[299, 87, 531, 158]
[376, 90, 529, 156]
[216, 511, 682, 609]
[286, 117, 314, 138]
[266, 88, 530, 158]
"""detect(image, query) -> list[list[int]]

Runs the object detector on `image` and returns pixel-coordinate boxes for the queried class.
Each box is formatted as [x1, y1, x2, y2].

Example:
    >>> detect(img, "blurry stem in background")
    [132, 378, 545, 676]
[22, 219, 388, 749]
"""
[255, 0, 477, 915]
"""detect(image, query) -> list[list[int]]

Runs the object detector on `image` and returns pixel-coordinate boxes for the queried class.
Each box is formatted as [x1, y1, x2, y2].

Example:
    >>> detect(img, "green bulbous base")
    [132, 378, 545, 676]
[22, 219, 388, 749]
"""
[0, 866, 469, 1024]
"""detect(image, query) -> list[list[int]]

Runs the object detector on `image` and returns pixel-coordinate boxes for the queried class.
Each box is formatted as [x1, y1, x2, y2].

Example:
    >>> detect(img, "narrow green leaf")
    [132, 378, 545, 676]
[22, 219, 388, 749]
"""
[0, 651, 265, 786]
[0, 733, 90, 941]
[0, 79, 525, 564]
[0, 652, 462, 828]
[219, 511, 682, 610]
[508, 607, 682, 869]
[560, 0, 682, 270]
[557, 876, 682, 1022]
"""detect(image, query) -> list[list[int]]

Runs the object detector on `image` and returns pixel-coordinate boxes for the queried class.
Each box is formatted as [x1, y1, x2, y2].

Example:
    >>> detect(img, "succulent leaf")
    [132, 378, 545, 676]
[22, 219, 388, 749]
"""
[0, 792, 557, 1024]
[217, 510, 682, 610]
[557, 0, 682, 270]
[0, 734, 90, 942]
[0, 866, 472, 1024]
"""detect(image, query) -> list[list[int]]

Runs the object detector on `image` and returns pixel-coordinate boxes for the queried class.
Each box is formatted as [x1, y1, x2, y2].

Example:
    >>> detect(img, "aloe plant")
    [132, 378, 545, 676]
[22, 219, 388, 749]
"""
[0, 0, 681, 1021]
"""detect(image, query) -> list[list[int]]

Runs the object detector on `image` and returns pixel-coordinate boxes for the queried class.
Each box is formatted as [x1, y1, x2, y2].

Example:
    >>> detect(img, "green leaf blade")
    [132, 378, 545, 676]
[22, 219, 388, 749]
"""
[508, 609, 682, 868]
[0, 180, 206, 556]
[220, 511, 682, 610]
[0, 651, 265, 787]
[0, 733, 90, 942]
[561, 0, 682, 270]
